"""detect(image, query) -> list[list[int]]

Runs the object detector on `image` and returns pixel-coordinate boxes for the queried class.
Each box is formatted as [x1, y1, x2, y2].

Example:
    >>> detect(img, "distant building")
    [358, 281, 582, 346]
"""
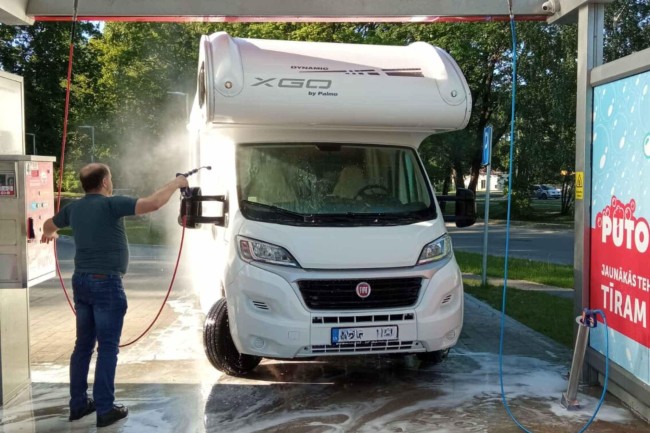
[461, 169, 506, 192]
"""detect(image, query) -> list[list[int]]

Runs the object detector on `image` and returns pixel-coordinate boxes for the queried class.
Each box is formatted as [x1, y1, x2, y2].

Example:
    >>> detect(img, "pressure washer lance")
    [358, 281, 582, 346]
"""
[561, 308, 599, 410]
[176, 166, 212, 197]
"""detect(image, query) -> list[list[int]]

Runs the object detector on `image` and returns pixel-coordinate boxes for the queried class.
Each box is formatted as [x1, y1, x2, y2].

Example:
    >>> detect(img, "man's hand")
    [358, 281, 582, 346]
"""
[40, 232, 58, 244]
[41, 218, 59, 244]
[175, 175, 189, 190]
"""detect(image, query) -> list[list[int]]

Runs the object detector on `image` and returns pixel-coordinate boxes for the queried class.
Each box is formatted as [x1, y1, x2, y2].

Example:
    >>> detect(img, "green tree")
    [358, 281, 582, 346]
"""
[0, 22, 100, 159]
[511, 23, 578, 215]
[604, 0, 650, 62]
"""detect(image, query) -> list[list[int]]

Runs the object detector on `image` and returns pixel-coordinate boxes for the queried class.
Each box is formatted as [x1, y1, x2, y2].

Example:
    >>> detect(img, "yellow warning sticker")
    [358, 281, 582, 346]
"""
[575, 171, 584, 200]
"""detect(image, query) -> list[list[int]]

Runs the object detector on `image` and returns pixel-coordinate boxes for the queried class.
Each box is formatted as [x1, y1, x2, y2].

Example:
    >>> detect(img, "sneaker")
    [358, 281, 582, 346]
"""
[96, 404, 128, 428]
[69, 398, 96, 421]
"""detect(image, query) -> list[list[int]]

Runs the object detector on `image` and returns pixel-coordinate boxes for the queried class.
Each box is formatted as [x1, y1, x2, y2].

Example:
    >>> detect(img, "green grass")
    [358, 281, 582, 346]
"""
[474, 194, 574, 225]
[58, 216, 166, 245]
[58, 191, 84, 198]
[464, 279, 575, 347]
[457, 250, 576, 347]
[454, 250, 574, 289]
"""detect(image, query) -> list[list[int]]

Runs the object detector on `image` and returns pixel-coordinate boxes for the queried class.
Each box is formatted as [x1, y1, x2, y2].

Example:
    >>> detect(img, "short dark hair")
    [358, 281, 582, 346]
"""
[79, 164, 110, 192]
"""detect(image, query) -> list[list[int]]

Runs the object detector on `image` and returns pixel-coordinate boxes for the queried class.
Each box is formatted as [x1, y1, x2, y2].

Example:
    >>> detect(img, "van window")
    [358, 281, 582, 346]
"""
[236, 143, 436, 226]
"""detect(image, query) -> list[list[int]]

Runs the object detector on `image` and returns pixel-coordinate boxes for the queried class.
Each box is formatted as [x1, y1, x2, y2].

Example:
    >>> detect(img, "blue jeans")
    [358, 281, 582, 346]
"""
[69, 273, 127, 416]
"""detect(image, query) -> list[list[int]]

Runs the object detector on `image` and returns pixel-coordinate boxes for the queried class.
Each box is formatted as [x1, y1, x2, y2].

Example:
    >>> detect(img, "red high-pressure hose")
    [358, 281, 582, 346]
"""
[120, 220, 186, 348]
[54, 2, 186, 348]
[52, 0, 78, 315]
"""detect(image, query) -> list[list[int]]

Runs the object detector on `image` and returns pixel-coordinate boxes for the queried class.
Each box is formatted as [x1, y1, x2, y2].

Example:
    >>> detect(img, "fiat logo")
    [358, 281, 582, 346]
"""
[356, 282, 371, 298]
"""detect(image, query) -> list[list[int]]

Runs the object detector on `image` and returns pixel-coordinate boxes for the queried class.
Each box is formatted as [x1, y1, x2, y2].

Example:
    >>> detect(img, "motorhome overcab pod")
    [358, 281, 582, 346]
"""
[181, 32, 476, 375]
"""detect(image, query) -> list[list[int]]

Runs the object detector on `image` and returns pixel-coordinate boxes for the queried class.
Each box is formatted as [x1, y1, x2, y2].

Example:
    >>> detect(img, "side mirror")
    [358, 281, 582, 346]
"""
[178, 187, 227, 228]
[436, 188, 477, 228]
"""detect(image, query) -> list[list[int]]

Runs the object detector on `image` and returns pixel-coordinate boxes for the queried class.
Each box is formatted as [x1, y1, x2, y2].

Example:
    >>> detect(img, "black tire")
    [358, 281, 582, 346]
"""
[203, 298, 262, 376]
[417, 348, 449, 365]
[541, 193, 548, 200]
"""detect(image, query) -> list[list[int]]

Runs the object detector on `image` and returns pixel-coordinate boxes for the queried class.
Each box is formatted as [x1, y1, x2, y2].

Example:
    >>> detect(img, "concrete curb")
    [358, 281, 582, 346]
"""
[462, 272, 573, 293]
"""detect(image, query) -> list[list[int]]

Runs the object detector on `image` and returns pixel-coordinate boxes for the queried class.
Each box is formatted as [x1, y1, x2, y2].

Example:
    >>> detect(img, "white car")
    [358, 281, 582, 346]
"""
[533, 184, 561, 199]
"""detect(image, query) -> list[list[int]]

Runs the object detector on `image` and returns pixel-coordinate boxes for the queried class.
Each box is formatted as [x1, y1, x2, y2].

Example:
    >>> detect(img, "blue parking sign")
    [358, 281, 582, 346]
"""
[482, 126, 492, 166]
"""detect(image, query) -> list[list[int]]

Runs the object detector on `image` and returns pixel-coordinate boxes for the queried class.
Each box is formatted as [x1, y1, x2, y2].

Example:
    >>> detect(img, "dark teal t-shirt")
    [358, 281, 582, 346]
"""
[53, 194, 138, 275]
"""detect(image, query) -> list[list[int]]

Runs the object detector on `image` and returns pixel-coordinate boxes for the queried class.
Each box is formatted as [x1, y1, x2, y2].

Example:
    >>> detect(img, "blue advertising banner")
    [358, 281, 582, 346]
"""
[590, 69, 650, 386]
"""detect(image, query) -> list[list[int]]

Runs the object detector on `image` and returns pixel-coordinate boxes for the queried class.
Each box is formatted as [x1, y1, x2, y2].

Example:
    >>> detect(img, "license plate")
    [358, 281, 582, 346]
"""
[331, 326, 398, 344]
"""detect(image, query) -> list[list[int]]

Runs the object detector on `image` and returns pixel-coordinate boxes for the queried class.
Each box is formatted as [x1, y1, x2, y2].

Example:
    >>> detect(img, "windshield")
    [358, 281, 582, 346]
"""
[236, 143, 436, 226]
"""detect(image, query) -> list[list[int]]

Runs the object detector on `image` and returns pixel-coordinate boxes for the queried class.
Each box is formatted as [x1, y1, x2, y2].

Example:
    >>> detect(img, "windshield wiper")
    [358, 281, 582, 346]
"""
[315, 212, 424, 225]
[241, 201, 432, 225]
[240, 200, 314, 222]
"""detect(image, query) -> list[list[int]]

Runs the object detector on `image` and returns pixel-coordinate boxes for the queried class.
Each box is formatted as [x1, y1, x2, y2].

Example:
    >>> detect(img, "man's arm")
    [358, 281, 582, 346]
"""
[135, 175, 189, 215]
[40, 218, 59, 244]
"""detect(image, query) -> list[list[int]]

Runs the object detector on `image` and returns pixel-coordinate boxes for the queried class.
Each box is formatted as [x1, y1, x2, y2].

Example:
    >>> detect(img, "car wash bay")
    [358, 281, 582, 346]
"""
[1, 0, 649, 430]
[0, 238, 647, 433]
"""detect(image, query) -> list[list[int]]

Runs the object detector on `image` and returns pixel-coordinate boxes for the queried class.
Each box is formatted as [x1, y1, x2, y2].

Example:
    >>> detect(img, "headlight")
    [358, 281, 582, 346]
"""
[237, 236, 300, 267]
[417, 234, 452, 265]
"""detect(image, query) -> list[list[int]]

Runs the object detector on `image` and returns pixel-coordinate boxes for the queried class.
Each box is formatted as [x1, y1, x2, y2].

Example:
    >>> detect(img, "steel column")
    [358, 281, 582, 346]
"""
[573, 2, 603, 383]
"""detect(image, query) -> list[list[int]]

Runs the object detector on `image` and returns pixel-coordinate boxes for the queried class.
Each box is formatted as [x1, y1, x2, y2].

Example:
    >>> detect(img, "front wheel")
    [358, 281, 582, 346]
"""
[203, 298, 262, 376]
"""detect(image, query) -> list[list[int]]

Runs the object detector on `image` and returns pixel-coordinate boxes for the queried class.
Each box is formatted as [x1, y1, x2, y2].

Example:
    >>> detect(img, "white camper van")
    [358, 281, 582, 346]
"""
[181, 32, 475, 375]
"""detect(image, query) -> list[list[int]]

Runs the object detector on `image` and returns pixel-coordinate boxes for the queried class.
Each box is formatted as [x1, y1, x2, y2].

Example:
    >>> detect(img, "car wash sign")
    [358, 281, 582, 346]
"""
[590, 69, 650, 385]
[592, 197, 648, 345]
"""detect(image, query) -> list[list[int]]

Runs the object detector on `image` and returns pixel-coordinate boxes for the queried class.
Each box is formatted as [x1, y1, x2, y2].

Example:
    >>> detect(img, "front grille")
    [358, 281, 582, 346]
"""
[309, 340, 418, 354]
[297, 278, 422, 310]
[312, 313, 415, 324]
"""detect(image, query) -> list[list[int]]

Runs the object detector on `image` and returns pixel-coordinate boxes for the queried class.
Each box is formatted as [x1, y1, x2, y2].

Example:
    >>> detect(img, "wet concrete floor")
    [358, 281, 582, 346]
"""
[1, 241, 647, 432]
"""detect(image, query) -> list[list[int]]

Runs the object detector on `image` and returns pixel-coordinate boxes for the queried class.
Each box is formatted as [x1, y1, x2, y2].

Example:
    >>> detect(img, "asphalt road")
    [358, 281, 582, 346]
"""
[447, 221, 575, 265]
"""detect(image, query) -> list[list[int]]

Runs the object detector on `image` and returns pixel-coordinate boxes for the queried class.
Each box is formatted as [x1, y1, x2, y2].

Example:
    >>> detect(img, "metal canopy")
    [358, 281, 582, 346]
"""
[1, 0, 560, 25]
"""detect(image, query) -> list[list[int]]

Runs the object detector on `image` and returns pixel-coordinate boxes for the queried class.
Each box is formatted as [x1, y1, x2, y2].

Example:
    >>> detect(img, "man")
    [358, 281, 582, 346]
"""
[41, 163, 189, 428]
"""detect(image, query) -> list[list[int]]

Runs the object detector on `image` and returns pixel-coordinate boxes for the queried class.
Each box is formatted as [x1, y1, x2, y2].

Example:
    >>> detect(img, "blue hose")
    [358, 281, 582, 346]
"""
[498, 8, 610, 433]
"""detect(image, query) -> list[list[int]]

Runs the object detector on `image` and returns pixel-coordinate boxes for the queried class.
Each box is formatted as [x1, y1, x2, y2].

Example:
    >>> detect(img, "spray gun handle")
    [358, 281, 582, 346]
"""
[176, 172, 191, 198]
[176, 166, 210, 198]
